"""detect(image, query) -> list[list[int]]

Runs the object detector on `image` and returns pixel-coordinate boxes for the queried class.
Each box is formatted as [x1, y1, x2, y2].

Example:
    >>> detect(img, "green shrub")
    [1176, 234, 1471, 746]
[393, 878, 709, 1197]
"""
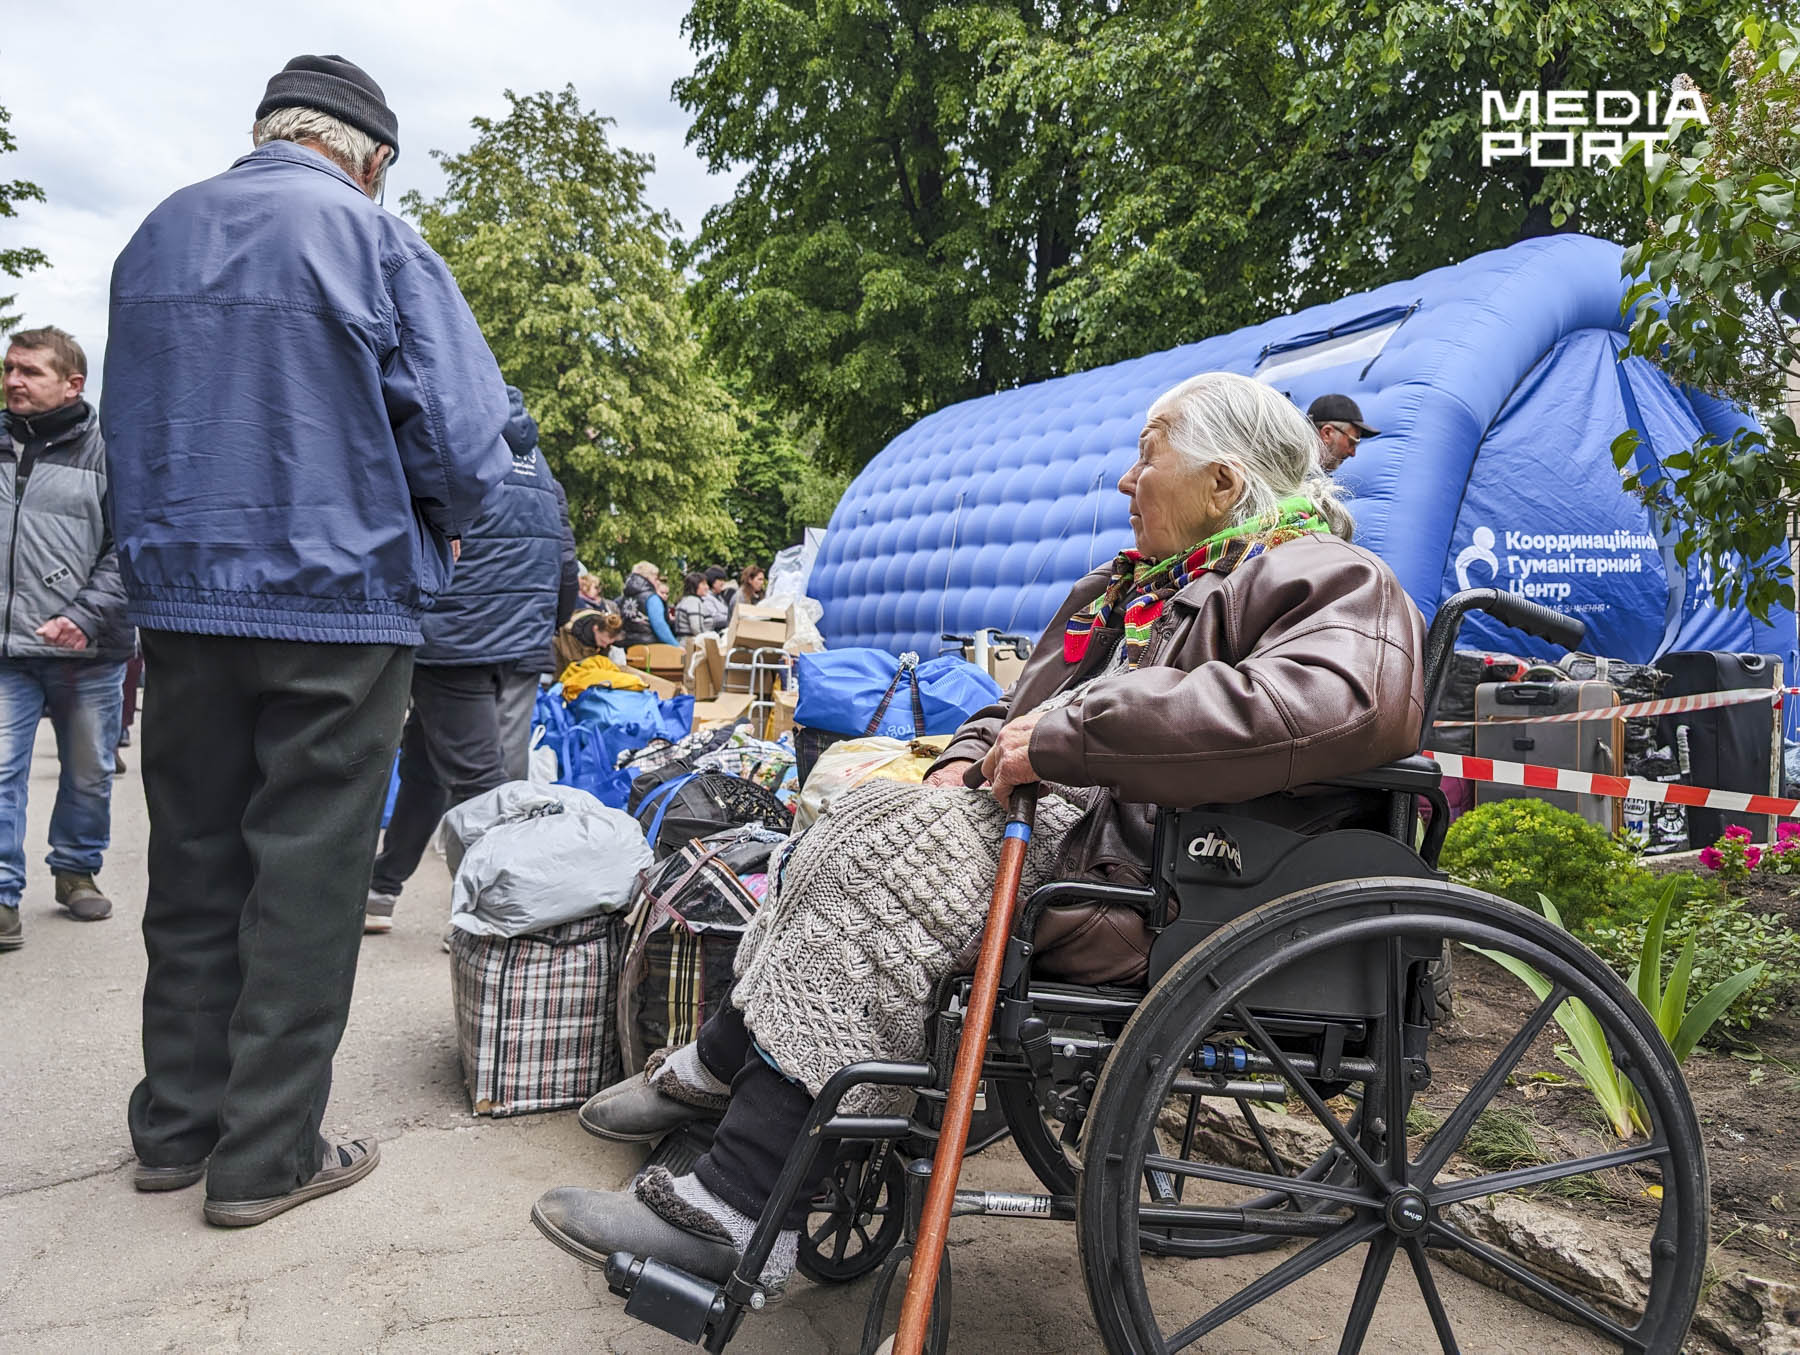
[1586, 894, 1800, 1039]
[1609, 867, 1727, 926]
[1440, 800, 1638, 932]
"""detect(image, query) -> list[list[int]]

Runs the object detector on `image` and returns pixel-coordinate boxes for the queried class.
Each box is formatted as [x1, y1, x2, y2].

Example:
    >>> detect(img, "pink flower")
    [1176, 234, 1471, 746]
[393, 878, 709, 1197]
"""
[1772, 838, 1794, 854]
[1780, 821, 1800, 841]
[1699, 846, 1725, 871]
[1723, 826, 1754, 842]
[1746, 846, 1764, 869]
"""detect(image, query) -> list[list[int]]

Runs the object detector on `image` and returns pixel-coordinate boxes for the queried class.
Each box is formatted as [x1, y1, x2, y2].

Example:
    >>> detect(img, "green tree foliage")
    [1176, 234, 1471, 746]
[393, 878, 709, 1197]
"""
[0, 102, 48, 331]
[677, 1, 1088, 473]
[680, 0, 1735, 467]
[1614, 17, 1800, 620]
[726, 390, 847, 568]
[403, 88, 738, 576]
[1009, 0, 1736, 367]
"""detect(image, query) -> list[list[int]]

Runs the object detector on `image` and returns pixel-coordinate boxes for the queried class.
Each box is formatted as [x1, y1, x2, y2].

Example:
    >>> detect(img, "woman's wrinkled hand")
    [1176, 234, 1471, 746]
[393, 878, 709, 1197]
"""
[924, 759, 976, 788]
[982, 710, 1045, 805]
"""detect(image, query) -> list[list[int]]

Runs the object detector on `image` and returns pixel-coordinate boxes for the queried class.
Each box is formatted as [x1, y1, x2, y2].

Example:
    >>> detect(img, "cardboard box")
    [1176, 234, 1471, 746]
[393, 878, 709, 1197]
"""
[766, 685, 798, 741]
[684, 634, 726, 700]
[641, 672, 680, 701]
[692, 691, 758, 727]
[726, 601, 793, 651]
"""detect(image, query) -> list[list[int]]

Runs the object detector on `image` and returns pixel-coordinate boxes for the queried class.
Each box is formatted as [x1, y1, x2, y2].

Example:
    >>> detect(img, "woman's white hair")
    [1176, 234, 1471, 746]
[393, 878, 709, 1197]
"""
[252, 106, 388, 195]
[1155, 371, 1355, 540]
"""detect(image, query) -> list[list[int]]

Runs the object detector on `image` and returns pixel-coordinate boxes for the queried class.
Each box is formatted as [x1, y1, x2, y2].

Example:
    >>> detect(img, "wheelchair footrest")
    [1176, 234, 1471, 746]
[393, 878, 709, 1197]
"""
[606, 1251, 728, 1344]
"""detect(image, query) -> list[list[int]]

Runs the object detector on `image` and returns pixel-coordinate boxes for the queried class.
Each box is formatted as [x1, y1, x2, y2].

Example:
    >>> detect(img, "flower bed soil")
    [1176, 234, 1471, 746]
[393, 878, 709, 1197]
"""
[1434, 946, 1800, 1290]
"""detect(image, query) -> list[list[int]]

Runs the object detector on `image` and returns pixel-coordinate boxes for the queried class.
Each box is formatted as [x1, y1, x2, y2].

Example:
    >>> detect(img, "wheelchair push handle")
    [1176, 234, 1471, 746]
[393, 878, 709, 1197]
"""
[1479, 590, 1586, 650]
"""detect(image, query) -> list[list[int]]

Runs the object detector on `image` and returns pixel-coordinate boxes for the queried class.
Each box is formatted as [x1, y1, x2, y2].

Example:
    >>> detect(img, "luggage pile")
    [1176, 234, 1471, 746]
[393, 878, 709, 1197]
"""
[1432, 643, 1782, 853]
[447, 603, 1012, 1123]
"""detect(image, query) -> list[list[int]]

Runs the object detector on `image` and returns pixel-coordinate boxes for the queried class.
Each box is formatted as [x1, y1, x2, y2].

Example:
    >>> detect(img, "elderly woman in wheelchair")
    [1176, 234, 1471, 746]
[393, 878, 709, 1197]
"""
[534, 371, 1709, 1355]
[534, 370, 1420, 1278]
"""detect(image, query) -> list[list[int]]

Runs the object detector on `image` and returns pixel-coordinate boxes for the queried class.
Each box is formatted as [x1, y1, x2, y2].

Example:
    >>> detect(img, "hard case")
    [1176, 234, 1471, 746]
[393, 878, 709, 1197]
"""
[1473, 679, 1618, 830]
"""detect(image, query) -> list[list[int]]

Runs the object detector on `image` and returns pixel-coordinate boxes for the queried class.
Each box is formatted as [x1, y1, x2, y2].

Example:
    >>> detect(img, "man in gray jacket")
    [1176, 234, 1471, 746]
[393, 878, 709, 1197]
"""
[0, 327, 131, 951]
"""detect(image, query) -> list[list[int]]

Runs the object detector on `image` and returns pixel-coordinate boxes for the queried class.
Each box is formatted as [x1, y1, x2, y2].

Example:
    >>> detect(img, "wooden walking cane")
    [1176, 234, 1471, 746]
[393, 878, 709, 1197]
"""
[892, 783, 1041, 1355]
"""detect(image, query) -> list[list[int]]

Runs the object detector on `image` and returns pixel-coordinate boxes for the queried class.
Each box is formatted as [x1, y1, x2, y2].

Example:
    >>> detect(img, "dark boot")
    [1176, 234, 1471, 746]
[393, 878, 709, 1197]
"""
[54, 872, 113, 921]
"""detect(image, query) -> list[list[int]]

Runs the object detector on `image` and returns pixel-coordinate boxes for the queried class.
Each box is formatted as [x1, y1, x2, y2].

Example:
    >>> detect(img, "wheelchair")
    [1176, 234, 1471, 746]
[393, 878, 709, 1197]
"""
[599, 589, 1710, 1354]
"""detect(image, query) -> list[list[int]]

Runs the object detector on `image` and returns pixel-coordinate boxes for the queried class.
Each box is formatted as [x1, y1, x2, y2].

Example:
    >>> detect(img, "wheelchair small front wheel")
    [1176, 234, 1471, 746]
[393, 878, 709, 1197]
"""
[798, 1139, 907, 1284]
[1077, 878, 1708, 1355]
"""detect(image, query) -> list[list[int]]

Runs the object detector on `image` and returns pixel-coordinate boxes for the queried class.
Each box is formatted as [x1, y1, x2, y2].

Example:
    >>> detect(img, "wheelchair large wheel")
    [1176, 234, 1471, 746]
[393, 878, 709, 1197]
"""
[1078, 878, 1709, 1354]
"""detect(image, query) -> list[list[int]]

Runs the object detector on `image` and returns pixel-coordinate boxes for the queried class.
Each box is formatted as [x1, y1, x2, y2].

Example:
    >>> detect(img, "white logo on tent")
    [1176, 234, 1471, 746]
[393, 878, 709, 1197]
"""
[1455, 526, 1499, 590]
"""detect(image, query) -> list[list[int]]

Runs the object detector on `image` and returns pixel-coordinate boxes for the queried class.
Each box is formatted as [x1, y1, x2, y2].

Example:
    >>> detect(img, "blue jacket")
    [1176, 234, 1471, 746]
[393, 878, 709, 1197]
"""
[101, 141, 512, 645]
[418, 388, 572, 666]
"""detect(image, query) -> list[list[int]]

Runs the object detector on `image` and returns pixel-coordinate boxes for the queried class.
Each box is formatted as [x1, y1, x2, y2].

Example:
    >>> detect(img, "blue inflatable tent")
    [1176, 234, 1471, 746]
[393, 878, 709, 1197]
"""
[811, 235, 1795, 680]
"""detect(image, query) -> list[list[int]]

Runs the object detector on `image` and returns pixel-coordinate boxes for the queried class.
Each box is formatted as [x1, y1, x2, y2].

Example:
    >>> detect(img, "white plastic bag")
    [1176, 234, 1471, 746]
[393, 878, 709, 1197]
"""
[527, 728, 558, 786]
[766, 527, 825, 601]
[793, 736, 943, 830]
[439, 782, 653, 937]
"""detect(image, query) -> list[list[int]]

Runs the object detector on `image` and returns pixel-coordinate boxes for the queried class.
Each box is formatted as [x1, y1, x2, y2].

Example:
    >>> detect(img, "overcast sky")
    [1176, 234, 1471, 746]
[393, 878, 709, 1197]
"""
[1, 0, 737, 391]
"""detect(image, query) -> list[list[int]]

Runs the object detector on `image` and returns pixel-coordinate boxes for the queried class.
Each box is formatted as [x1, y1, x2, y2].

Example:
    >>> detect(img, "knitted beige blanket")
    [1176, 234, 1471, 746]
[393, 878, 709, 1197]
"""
[731, 778, 1081, 1114]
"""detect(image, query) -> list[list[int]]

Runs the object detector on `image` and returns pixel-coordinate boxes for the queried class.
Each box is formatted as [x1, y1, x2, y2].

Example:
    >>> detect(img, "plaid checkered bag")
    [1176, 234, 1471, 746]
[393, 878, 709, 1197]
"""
[616, 837, 763, 1076]
[450, 911, 624, 1116]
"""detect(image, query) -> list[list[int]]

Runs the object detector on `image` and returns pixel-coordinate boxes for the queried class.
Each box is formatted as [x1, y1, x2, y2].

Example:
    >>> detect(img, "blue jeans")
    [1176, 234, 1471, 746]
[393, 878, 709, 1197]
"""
[0, 657, 126, 907]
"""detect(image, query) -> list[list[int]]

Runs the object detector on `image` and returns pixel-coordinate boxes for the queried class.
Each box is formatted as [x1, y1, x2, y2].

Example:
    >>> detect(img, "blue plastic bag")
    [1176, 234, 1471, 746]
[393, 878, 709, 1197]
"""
[380, 753, 400, 828]
[568, 686, 662, 730]
[794, 651, 1001, 739]
[558, 724, 637, 809]
[561, 688, 696, 790]
[531, 684, 574, 774]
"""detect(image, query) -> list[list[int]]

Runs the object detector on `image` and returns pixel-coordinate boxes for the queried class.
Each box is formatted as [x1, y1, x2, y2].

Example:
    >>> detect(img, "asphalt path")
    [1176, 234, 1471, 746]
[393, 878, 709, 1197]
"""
[0, 718, 1608, 1353]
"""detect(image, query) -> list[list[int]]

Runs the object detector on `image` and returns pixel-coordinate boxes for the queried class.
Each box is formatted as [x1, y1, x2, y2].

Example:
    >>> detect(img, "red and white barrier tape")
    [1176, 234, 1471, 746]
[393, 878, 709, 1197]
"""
[1424, 750, 1800, 819]
[1432, 685, 1782, 729]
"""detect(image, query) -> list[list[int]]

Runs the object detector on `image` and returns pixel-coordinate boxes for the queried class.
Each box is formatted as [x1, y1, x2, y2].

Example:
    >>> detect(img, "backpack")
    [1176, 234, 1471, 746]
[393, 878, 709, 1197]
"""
[634, 770, 793, 860]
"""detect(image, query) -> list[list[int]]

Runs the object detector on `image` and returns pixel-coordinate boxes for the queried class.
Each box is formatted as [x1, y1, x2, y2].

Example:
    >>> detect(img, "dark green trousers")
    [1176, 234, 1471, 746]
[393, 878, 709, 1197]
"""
[128, 631, 412, 1200]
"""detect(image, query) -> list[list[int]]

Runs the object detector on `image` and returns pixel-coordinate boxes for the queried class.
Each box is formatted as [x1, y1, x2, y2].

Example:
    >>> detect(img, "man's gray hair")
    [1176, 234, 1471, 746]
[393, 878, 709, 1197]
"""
[1156, 372, 1355, 540]
[253, 106, 388, 194]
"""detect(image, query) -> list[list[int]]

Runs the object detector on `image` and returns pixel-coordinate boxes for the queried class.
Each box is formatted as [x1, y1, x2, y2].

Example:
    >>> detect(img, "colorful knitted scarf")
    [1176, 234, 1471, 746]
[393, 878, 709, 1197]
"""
[1064, 497, 1329, 667]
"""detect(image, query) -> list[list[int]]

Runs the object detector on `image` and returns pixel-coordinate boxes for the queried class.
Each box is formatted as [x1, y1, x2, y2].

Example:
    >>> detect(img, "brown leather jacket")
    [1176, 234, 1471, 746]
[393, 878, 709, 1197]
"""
[932, 532, 1425, 984]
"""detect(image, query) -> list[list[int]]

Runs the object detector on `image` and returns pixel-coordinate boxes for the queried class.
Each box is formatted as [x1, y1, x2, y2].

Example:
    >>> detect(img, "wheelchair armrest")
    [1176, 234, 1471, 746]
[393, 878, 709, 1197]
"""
[1024, 879, 1162, 919]
[1010, 879, 1163, 994]
[1313, 753, 1443, 796]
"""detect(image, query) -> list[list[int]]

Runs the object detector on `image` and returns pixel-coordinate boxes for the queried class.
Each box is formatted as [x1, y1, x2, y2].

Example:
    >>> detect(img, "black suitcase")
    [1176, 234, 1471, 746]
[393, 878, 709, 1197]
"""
[1654, 652, 1781, 846]
[1474, 680, 1618, 830]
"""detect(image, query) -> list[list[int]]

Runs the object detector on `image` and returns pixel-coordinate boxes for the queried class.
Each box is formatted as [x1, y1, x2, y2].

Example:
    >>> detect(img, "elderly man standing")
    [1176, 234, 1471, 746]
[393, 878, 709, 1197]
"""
[0, 327, 132, 952]
[102, 55, 511, 1224]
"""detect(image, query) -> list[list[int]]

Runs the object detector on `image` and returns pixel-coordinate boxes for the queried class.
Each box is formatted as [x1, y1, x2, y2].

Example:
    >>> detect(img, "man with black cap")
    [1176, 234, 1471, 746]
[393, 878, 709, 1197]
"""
[1306, 393, 1380, 473]
[102, 55, 512, 1225]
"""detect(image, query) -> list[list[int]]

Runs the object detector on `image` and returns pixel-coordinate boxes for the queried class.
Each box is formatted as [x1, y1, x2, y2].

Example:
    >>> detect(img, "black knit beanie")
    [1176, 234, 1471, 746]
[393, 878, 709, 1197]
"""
[256, 55, 399, 160]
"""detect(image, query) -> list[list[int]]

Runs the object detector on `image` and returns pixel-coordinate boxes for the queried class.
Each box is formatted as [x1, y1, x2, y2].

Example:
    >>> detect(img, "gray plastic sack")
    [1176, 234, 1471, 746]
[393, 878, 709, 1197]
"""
[438, 781, 652, 938]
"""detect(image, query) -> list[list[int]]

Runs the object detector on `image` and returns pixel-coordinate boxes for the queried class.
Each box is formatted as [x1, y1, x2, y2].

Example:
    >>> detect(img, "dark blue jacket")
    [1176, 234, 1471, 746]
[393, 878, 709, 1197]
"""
[101, 141, 512, 645]
[418, 388, 571, 666]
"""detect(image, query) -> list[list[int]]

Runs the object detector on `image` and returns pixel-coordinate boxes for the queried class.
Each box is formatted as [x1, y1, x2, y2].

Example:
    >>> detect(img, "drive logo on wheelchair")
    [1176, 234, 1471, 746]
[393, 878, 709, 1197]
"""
[1184, 827, 1243, 874]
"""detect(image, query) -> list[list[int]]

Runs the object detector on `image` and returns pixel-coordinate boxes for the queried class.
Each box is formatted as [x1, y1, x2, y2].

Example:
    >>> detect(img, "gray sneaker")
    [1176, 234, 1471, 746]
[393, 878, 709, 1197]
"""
[364, 892, 397, 934]
[54, 872, 112, 922]
[0, 905, 20, 951]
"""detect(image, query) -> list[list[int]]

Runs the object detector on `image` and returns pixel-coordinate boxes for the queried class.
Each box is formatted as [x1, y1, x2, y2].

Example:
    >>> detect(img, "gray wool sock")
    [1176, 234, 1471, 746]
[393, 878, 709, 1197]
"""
[668, 1172, 798, 1289]
[654, 1042, 731, 1098]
